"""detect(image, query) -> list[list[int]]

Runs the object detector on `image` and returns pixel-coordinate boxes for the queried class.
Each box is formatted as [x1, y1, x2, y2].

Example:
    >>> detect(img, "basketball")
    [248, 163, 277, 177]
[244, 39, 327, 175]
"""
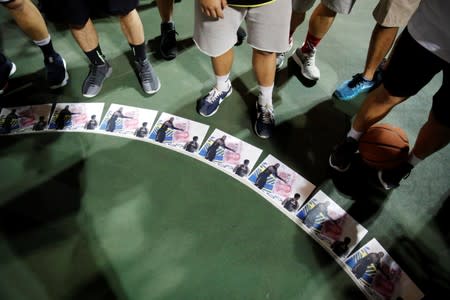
[358, 123, 409, 170]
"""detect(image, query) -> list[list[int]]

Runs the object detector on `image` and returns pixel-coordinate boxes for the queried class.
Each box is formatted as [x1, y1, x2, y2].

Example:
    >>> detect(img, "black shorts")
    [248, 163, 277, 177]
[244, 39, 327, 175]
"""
[384, 28, 450, 127]
[40, 0, 139, 27]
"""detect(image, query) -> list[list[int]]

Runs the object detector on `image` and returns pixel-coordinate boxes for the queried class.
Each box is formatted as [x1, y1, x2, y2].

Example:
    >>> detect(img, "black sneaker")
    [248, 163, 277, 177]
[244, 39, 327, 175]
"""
[254, 102, 275, 139]
[160, 22, 177, 60]
[82, 62, 112, 98]
[329, 137, 359, 172]
[135, 59, 161, 94]
[378, 162, 413, 190]
[0, 59, 16, 95]
[45, 53, 69, 89]
[235, 26, 247, 46]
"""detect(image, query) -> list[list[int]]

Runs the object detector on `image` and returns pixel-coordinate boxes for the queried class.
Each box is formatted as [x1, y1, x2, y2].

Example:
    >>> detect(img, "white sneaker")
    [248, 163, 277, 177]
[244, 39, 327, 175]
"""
[293, 47, 320, 80]
[276, 39, 294, 71]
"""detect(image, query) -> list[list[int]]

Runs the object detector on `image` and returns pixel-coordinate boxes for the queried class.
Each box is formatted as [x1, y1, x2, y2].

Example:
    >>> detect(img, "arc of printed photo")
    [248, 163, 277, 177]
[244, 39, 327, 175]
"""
[148, 112, 209, 155]
[343, 238, 424, 300]
[47, 102, 105, 132]
[295, 190, 368, 262]
[0, 104, 53, 135]
[98, 103, 158, 141]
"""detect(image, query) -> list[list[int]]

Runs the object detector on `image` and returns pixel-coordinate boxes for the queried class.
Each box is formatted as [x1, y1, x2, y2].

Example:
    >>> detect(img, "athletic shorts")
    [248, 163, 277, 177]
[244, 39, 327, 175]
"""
[39, 0, 138, 26]
[0, 0, 14, 4]
[292, 0, 356, 14]
[383, 28, 450, 127]
[372, 0, 420, 27]
[194, 0, 291, 57]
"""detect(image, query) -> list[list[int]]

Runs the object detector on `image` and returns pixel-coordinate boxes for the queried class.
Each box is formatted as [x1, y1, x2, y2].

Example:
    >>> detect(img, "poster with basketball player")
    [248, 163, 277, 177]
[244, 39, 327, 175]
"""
[344, 238, 424, 300]
[247, 154, 315, 208]
[98, 103, 158, 138]
[198, 128, 263, 177]
[0, 104, 52, 134]
[148, 112, 209, 154]
[48, 102, 105, 131]
[295, 190, 368, 260]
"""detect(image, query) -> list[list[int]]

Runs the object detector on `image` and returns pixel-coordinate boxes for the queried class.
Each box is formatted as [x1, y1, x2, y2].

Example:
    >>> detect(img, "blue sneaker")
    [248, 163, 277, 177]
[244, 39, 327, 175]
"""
[0, 59, 16, 95]
[254, 101, 275, 139]
[197, 82, 232, 117]
[334, 73, 378, 101]
[45, 53, 69, 89]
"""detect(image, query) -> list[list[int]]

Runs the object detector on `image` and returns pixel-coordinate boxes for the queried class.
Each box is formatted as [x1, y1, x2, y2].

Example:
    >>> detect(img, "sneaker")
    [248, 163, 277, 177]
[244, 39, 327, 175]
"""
[254, 102, 275, 139]
[292, 47, 320, 80]
[329, 137, 359, 172]
[334, 73, 378, 101]
[197, 81, 232, 117]
[135, 59, 161, 94]
[0, 59, 16, 95]
[160, 22, 178, 60]
[45, 53, 69, 89]
[276, 39, 294, 70]
[235, 26, 247, 46]
[377, 162, 413, 190]
[82, 62, 112, 98]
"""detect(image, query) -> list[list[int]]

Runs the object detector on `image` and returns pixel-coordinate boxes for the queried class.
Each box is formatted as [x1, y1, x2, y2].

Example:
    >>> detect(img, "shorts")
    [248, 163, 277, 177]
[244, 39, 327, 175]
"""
[194, 0, 291, 57]
[292, 0, 356, 14]
[372, 0, 420, 27]
[383, 28, 450, 127]
[39, 0, 138, 26]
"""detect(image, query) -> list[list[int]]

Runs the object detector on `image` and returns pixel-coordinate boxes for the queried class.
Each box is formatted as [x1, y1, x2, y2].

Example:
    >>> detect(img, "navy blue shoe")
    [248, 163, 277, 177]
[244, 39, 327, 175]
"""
[254, 101, 275, 139]
[197, 82, 232, 117]
[45, 53, 69, 89]
[0, 59, 16, 95]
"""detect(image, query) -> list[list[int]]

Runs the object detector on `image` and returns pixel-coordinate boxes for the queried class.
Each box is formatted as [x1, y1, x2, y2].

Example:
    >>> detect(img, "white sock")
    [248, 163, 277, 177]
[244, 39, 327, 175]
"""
[33, 35, 51, 47]
[215, 74, 230, 91]
[347, 127, 363, 141]
[258, 84, 274, 106]
[408, 153, 422, 167]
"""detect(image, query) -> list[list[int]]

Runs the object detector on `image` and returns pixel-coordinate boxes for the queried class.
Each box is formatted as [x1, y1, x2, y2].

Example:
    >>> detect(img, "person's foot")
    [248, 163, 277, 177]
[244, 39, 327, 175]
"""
[197, 80, 232, 117]
[0, 59, 16, 95]
[235, 26, 247, 46]
[45, 53, 69, 89]
[329, 137, 359, 172]
[160, 22, 177, 60]
[292, 47, 320, 80]
[254, 100, 275, 139]
[135, 59, 161, 94]
[377, 162, 413, 190]
[82, 62, 112, 98]
[334, 73, 379, 101]
[276, 38, 294, 70]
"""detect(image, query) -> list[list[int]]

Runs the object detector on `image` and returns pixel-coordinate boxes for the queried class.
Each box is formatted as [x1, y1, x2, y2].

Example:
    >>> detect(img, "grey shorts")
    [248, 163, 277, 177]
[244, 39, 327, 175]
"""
[292, 0, 356, 14]
[193, 0, 291, 57]
[372, 0, 420, 27]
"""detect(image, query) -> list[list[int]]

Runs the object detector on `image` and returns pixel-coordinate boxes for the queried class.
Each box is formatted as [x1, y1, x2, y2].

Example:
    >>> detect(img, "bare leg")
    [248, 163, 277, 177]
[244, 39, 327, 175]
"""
[70, 19, 99, 52]
[308, 3, 337, 39]
[156, 0, 174, 23]
[119, 9, 145, 45]
[5, 0, 48, 41]
[362, 24, 398, 80]
[290, 11, 306, 39]
[412, 112, 450, 160]
[212, 49, 234, 76]
[253, 49, 276, 87]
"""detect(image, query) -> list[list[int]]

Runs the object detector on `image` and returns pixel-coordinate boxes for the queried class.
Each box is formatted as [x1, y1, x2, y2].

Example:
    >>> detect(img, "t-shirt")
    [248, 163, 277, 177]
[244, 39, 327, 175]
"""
[228, 0, 276, 8]
[408, 0, 450, 63]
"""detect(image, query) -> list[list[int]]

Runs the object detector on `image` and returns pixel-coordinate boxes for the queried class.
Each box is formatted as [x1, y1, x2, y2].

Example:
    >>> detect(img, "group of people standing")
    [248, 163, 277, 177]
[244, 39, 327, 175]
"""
[1, 0, 449, 190]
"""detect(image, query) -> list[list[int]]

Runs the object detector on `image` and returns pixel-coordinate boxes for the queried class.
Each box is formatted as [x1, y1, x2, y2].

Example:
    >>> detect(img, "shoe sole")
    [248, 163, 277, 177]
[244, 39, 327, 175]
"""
[0, 62, 16, 95]
[292, 51, 319, 81]
[49, 58, 69, 89]
[328, 155, 350, 172]
[199, 88, 232, 117]
[82, 66, 112, 98]
[254, 122, 271, 139]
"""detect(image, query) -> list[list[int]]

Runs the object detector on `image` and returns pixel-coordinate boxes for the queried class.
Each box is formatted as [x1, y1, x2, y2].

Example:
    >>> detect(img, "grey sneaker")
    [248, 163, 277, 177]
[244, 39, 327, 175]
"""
[135, 59, 161, 94]
[82, 62, 112, 98]
[293, 47, 320, 80]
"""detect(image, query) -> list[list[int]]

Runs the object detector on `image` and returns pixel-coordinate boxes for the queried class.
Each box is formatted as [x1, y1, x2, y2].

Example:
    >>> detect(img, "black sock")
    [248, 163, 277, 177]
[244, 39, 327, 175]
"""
[39, 41, 57, 59]
[130, 43, 146, 62]
[84, 45, 106, 65]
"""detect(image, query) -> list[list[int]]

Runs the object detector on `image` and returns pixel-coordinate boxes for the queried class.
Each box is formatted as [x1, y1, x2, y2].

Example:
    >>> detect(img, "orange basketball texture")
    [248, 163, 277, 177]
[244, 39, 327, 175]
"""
[358, 124, 409, 169]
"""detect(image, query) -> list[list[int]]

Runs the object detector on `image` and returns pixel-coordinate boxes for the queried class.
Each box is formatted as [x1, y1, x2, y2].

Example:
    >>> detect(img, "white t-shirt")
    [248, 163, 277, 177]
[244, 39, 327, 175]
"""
[408, 0, 450, 63]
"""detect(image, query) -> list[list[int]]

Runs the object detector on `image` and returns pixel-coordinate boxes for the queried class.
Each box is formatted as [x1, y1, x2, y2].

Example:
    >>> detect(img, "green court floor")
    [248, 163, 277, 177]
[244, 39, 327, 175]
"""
[0, 1, 449, 299]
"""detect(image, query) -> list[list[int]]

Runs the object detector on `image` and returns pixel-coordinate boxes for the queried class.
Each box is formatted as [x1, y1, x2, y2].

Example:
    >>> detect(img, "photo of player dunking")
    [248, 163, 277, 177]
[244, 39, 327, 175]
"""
[155, 117, 183, 143]
[106, 107, 133, 132]
[254, 163, 287, 189]
[205, 135, 236, 161]
[54, 105, 80, 129]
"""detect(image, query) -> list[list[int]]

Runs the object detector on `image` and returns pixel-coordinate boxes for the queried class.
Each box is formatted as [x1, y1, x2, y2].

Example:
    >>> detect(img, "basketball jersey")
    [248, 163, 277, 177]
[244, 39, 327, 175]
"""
[228, 0, 276, 8]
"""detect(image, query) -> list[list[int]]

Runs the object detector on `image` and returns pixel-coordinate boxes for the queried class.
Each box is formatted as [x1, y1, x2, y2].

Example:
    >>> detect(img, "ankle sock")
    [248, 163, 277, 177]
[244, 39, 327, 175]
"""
[347, 127, 363, 141]
[85, 45, 106, 65]
[130, 42, 147, 63]
[215, 74, 230, 91]
[258, 84, 274, 106]
[34, 36, 57, 59]
[301, 32, 321, 54]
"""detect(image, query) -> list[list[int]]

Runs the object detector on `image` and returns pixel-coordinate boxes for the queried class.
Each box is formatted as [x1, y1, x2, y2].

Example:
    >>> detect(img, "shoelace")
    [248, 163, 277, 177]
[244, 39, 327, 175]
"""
[259, 105, 274, 124]
[87, 64, 101, 86]
[348, 74, 369, 88]
[205, 89, 222, 104]
[139, 62, 153, 82]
